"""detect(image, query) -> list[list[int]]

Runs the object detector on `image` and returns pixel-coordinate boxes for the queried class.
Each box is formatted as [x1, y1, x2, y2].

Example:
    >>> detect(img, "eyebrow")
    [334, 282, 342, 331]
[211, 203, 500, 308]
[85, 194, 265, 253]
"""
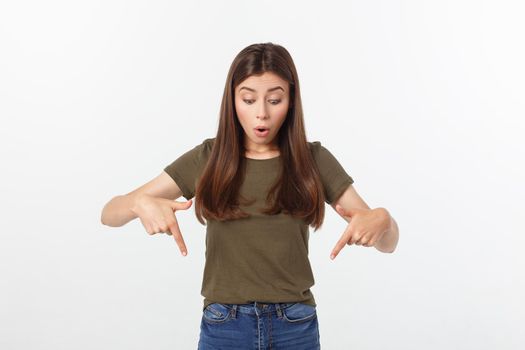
[238, 86, 285, 93]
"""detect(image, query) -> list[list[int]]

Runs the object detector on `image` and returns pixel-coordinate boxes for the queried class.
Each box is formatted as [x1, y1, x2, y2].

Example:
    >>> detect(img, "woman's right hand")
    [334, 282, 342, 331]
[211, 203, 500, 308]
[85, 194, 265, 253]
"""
[130, 194, 193, 256]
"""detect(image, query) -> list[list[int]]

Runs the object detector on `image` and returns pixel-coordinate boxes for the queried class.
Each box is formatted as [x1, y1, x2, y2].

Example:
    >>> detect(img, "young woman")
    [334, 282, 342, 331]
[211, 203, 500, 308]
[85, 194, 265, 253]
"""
[101, 42, 399, 350]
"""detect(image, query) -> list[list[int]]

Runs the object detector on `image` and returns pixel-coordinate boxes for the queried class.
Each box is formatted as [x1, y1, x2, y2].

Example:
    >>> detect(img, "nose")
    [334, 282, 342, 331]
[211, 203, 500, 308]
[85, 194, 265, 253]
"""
[257, 100, 268, 119]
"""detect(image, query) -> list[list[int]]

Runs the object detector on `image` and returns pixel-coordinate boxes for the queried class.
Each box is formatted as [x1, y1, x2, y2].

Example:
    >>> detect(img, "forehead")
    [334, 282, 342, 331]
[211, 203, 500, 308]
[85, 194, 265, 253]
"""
[236, 72, 288, 93]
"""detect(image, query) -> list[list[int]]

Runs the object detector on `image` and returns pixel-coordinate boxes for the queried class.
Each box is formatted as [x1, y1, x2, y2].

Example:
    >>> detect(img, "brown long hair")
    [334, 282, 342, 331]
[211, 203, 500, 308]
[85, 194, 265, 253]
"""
[194, 42, 326, 231]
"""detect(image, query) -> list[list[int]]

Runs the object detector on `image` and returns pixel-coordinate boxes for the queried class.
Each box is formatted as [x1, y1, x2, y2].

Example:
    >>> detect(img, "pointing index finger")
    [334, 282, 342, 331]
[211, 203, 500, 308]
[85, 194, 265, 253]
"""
[168, 220, 188, 257]
[330, 226, 353, 260]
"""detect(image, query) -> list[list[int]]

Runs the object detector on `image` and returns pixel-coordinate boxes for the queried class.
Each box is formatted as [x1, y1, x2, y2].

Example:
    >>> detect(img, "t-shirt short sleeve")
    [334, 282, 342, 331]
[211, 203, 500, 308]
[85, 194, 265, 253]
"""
[163, 139, 211, 200]
[310, 141, 354, 204]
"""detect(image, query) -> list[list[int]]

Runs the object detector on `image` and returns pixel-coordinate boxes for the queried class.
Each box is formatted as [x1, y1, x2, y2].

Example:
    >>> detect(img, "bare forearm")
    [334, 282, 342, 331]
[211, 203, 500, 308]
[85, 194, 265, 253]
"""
[101, 194, 140, 227]
[374, 209, 399, 253]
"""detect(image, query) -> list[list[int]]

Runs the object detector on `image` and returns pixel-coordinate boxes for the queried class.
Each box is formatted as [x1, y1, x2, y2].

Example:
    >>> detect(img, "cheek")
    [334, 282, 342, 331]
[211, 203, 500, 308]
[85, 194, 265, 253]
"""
[235, 102, 250, 126]
[274, 103, 289, 119]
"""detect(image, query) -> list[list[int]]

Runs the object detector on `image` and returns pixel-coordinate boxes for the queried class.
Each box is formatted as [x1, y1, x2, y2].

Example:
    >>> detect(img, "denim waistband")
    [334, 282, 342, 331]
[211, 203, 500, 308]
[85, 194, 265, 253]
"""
[215, 301, 298, 316]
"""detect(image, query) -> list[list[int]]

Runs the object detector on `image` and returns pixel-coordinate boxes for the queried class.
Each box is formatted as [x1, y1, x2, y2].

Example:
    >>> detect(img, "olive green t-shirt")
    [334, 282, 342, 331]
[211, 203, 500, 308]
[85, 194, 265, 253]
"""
[163, 137, 354, 311]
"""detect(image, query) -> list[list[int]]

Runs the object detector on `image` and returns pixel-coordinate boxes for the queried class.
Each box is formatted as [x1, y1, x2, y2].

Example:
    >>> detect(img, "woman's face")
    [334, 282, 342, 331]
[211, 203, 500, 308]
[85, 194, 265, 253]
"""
[234, 71, 290, 155]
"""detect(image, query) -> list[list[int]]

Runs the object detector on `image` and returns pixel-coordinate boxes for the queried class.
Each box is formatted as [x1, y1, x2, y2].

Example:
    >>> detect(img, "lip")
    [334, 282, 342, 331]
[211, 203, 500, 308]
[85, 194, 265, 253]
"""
[254, 128, 270, 138]
[254, 125, 270, 130]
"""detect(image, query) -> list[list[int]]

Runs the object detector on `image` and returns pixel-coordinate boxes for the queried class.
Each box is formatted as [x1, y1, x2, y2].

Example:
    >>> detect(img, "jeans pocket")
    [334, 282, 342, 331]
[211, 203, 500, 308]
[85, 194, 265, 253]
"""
[202, 303, 233, 324]
[282, 302, 317, 323]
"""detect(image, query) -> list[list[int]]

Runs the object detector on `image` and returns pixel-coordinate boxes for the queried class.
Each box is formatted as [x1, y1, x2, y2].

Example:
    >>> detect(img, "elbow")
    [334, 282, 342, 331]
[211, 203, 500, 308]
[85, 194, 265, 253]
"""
[100, 195, 134, 228]
[374, 230, 399, 254]
[100, 210, 120, 227]
[100, 209, 109, 226]
[100, 201, 114, 227]
[375, 245, 395, 254]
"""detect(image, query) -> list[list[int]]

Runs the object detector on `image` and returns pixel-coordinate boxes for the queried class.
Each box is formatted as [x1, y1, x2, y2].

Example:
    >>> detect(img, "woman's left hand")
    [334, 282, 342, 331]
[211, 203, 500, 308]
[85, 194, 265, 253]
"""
[330, 205, 391, 259]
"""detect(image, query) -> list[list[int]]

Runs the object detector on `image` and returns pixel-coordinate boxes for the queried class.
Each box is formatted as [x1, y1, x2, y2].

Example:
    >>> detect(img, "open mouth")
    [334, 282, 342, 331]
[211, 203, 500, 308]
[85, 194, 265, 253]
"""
[254, 127, 270, 137]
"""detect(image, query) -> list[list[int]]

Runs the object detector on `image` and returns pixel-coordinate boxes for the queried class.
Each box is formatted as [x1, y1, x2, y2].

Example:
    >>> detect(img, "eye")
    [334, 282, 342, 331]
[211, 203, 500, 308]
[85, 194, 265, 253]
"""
[269, 99, 281, 105]
[243, 99, 254, 105]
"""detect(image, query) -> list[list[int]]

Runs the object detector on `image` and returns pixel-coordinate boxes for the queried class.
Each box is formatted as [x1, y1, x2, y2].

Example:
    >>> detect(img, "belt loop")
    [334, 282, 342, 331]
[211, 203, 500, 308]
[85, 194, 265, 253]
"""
[275, 303, 282, 318]
[231, 304, 237, 318]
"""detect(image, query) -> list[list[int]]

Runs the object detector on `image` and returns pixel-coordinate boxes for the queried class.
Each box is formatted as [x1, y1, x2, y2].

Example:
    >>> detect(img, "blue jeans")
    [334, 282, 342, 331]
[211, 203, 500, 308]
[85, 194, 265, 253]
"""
[198, 301, 321, 349]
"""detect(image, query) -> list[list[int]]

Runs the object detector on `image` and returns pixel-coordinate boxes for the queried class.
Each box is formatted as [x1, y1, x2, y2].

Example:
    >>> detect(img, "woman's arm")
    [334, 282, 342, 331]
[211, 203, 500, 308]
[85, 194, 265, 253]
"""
[373, 211, 399, 253]
[330, 184, 399, 254]
[101, 171, 183, 227]
[101, 193, 142, 227]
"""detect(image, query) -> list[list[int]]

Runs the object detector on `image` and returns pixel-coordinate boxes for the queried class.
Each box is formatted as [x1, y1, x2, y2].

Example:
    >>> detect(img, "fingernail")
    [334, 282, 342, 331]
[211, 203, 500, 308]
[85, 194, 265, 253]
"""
[182, 251, 187, 256]
[330, 254, 335, 260]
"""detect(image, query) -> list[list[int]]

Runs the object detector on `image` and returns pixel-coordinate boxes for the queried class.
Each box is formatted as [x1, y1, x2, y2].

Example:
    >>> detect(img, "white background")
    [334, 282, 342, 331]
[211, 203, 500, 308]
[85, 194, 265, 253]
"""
[1, 0, 524, 349]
